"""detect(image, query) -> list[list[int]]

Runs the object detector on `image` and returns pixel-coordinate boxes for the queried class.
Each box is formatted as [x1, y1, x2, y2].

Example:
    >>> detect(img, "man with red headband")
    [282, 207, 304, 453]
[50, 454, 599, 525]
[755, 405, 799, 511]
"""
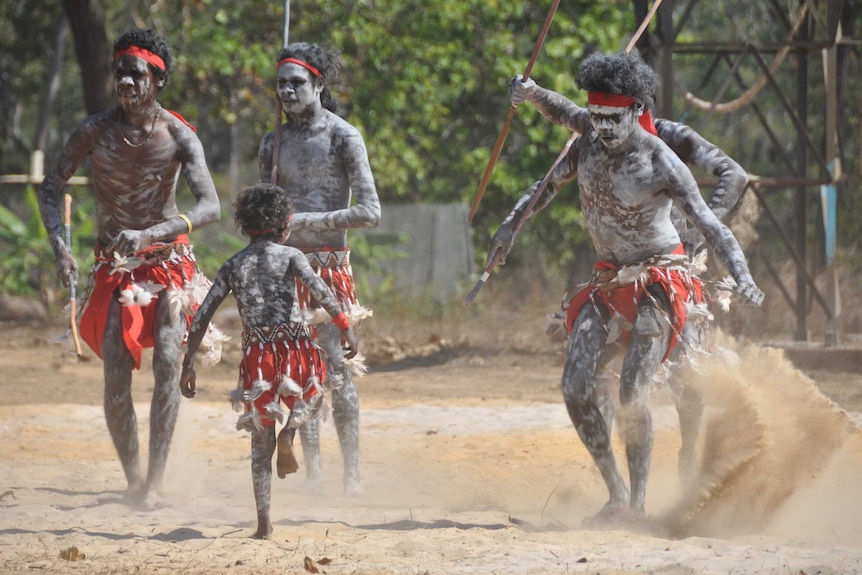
[504, 60, 751, 483]
[485, 51, 763, 526]
[37, 28, 221, 509]
[258, 42, 380, 497]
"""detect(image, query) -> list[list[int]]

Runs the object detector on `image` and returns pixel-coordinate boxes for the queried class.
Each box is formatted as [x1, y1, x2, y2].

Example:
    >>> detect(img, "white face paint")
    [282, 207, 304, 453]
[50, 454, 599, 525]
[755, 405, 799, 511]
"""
[276, 63, 323, 116]
[588, 103, 641, 150]
[114, 55, 161, 112]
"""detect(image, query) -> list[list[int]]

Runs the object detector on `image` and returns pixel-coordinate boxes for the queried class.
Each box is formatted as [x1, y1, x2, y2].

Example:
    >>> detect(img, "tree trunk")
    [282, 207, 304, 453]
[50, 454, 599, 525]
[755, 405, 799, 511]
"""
[35, 17, 68, 151]
[63, 0, 113, 115]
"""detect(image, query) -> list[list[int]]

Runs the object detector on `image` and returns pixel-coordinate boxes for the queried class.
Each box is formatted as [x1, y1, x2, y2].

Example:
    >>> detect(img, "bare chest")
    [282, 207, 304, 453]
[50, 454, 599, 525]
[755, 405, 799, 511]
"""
[578, 149, 662, 219]
[90, 131, 180, 195]
[275, 129, 350, 211]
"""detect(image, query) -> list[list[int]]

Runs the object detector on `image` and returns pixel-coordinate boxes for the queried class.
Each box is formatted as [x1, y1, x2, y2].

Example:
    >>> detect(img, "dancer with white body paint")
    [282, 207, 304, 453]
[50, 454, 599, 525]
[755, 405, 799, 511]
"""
[505, 70, 750, 481]
[37, 28, 221, 509]
[258, 42, 380, 496]
[487, 52, 763, 526]
[180, 183, 358, 540]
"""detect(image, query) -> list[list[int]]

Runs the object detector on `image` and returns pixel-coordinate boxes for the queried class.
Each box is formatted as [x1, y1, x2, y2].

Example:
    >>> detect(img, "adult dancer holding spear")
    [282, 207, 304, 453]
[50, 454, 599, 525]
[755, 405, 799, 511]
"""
[38, 28, 221, 509]
[478, 6, 764, 526]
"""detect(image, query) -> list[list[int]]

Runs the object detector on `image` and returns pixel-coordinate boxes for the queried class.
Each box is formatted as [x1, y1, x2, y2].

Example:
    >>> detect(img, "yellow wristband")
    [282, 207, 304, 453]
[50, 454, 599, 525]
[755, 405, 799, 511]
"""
[178, 213, 193, 233]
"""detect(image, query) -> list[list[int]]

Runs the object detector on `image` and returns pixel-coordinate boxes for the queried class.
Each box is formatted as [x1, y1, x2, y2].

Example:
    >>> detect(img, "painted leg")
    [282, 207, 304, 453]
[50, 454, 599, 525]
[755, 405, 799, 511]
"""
[144, 295, 185, 504]
[669, 321, 706, 483]
[316, 321, 362, 496]
[101, 297, 143, 498]
[331, 375, 362, 496]
[251, 426, 276, 539]
[561, 306, 629, 517]
[298, 418, 323, 491]
[619, 294, 671, 515]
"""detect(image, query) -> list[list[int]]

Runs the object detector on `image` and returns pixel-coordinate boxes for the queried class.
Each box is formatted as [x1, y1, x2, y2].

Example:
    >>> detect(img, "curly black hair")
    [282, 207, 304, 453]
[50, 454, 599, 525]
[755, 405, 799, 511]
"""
[277, 42, 342, 113]
[575, 51, 658, 106]
[113, 28, 174, 88]
[234, 183, 294, 238]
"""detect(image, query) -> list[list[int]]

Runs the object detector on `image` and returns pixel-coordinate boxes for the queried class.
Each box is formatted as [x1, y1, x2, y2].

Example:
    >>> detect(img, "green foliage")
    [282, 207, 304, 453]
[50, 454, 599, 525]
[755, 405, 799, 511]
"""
[0, 187, 49, 296]
[6, 0, 856, 315]
[348, 229, 410, 304]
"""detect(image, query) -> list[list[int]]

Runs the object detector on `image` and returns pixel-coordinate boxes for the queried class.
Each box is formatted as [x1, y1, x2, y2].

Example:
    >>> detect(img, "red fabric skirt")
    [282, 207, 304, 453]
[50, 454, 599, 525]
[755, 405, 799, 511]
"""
[238, 336, 327, 428]
[79, 236, 197, 369]
[295, 247, 358, 312]
[564, 247, 704, 361]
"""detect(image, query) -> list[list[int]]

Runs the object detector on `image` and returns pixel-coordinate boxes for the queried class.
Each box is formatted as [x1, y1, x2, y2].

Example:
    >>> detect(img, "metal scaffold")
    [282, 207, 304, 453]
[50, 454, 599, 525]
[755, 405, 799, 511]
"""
[634, 0, 859, 345]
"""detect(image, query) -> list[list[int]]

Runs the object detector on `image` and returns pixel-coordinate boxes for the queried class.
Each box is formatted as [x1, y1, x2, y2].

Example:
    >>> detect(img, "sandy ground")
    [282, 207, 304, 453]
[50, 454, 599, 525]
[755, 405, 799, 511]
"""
[1, 312, 861, 575]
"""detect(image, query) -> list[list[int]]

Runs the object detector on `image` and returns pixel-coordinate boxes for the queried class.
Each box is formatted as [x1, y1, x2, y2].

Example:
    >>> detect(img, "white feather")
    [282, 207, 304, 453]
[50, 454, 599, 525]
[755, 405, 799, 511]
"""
[263, 400, 287, 424]
[277, 377, 302, 397]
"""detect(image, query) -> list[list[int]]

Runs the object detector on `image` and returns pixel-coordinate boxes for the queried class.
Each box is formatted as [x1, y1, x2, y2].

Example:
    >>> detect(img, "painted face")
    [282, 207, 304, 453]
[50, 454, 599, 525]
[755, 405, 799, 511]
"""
[588, 104, 641, 150]
[276, 63, 323, 116]
[113, 54, 161, 109]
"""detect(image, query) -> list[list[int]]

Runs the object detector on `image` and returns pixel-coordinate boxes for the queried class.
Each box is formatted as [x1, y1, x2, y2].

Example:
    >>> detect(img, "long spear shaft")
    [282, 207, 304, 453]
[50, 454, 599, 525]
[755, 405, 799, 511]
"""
[270, 0, 291, 184]
[464, 0, 664, 305]
[466, 0, 562, 223]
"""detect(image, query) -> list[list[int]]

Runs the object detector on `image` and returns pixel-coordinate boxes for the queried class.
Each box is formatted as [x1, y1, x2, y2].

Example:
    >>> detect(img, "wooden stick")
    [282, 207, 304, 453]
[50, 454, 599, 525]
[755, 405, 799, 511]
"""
[64, 193, 82, 357]
[626, 0, 663, 53]
[465, 132, 576, 305]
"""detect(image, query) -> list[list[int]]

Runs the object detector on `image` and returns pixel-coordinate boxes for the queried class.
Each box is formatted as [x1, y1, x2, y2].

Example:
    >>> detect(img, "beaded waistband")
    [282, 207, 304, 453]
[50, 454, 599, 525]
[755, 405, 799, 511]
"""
[241, 322, 311, 348]
[301, 248, 350, 268]
[95, 239, 191, 263]
[590, 253, 691, 292]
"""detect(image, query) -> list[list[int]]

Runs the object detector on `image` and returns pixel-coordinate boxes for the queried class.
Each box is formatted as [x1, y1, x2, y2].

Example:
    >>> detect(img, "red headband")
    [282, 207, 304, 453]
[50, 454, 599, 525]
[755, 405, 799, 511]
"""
[276, 58, 321, 77]
[587, 92, 636, 107]
[113, 46, 165, 71]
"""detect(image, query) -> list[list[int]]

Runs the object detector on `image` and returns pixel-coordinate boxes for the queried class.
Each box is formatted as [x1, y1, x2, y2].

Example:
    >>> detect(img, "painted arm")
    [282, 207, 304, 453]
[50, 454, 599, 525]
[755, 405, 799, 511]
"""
[487, 141, 579, 265]
[665, 153, 763, 305]
[37, 117, 100, 287]
[655, 119, 749, 254]
[292, 127, 381, 232]
[510, 75, 592, 134]
[258, 132, 275, 184]
[180, 269, 230, 397]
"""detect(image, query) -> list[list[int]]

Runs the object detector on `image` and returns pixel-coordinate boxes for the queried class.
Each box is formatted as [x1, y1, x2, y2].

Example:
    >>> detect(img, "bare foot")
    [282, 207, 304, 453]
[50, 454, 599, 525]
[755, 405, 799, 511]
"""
[582, 504, 643, 530]
[344, 475, 364, 498]
[252, 519, 273, 540]
[123, 487, 169, 511]
[276, 427, 298, 479]
[302, 477, 324, 495]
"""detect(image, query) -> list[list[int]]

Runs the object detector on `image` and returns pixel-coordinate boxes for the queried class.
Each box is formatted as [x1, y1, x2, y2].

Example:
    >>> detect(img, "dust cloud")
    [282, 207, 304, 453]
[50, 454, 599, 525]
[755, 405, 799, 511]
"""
[657, 329, 855, 538]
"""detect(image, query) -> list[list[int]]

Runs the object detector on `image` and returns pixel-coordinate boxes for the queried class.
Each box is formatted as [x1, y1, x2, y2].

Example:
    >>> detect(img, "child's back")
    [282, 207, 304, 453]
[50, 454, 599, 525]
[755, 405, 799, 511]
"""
[220, 241, 311, 330]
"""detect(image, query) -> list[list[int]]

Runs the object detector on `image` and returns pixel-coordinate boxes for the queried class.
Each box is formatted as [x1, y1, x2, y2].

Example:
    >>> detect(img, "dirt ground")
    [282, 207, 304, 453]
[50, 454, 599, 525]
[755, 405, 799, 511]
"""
[1, 307, 861, 575]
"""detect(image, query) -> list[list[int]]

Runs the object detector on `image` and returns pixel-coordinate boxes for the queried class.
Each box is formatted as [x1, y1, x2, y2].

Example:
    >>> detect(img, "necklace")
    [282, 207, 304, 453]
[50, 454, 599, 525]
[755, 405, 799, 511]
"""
[120, 104, 161, 147]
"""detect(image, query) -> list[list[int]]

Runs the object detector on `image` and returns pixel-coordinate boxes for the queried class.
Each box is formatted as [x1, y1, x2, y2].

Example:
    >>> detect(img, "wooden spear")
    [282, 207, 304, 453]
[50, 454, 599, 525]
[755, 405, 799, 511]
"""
[270, 0, 291, 184]
[466, 0, 562, 223]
